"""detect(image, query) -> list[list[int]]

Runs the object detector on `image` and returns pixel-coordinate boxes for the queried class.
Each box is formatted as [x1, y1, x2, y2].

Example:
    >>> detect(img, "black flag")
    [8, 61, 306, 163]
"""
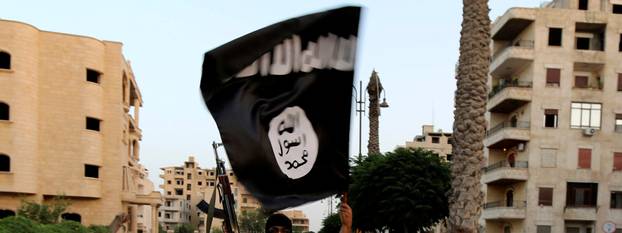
[200, 6, 360, 212]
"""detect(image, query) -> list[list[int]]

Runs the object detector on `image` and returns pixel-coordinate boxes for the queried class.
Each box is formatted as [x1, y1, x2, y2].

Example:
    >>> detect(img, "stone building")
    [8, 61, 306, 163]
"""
[404, 125, 453, 161]
[0, 19, 161, 232]
[158, 156, 261, 232]
[483, 1, 622, 232]
[280, 210, 310, 233]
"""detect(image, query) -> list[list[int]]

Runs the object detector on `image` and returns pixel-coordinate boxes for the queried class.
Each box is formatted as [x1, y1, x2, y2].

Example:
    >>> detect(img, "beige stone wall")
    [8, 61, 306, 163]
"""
[403, 125, 453, 160]
[484, 1, 622, 232]
[0, 19, 160, 233]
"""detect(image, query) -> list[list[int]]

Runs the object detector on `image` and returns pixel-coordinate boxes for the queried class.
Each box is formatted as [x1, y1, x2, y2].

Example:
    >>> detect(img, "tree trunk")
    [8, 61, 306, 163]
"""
[448, 0, 490, 232]
[367, 70, 383, 155]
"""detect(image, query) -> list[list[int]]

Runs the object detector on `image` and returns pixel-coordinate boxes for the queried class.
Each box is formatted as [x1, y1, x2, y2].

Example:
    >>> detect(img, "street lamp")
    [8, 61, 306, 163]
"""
[353, 81, 365, 159]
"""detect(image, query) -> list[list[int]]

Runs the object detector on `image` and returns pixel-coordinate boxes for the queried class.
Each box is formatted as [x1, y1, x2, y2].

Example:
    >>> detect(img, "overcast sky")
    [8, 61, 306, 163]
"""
[3, 0, 543, 231]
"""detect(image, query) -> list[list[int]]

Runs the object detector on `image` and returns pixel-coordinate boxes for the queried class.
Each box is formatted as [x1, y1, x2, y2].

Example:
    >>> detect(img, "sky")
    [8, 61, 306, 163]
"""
[3, 0, 543, 231]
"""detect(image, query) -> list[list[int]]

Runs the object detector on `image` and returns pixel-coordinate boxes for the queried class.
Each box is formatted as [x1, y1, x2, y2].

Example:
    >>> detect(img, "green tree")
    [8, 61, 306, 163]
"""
[17, 196, 70, 224]
[317, 213, 340, 233]
[448, 0, 490, 232]
[349, 148, 451, 232]
[174, 223, 195, 233]
[238, 210, 266, 233]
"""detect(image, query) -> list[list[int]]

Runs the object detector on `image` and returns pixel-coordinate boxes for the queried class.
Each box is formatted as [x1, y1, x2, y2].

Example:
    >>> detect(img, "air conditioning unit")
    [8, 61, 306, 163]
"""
[517, 143, 525, 152]
[583, 128, 596, 136]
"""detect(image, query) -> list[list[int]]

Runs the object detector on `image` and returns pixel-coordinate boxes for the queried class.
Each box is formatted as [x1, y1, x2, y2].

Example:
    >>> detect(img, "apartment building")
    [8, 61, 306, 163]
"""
[0, 19, 161, 233]
[483, 0, 622, 232]
[404, 125, 453, 161]
[158, 156, 261, 232]
[280, 210, 310, 233]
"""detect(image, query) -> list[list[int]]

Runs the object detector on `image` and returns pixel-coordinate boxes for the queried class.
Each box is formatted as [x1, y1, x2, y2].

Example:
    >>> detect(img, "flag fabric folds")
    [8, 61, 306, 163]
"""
[200, 6, 361, 212]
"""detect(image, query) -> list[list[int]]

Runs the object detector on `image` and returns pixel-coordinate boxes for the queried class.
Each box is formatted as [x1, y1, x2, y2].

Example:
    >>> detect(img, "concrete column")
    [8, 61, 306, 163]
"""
[129, 205, 137, 233]
[151, 204, 159, 233]
[133, 99, 140, 125]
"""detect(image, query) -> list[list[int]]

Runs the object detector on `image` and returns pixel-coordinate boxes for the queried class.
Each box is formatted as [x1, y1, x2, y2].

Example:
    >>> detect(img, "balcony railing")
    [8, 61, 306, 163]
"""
[488, 81, 532, 98]
[483, 160, 528, 173]
[487, 121, 530, 136]
[483, 200, 527, 209]
[492, 40, 534, 60]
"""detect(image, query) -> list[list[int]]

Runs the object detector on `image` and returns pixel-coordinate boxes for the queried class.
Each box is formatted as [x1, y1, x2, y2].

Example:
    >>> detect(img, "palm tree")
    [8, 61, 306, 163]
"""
[447, 0, 490, 232]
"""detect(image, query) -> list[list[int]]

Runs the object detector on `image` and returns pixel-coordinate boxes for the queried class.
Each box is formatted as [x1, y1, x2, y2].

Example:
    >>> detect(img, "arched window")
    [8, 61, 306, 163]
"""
[0, 51, 10, 69]
[0, 102, 8, 120]
[61, 213, 81, 223]
[0, 209, 15, 219]
[0, 154, 9, 172]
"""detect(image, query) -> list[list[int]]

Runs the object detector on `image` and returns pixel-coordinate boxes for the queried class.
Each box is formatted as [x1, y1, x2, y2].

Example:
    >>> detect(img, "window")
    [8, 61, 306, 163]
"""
[209, 182, 214, 186]
[566, 182, 598, 207]
[618, 74, 622, 91]
[574, 76, 588, 88]
[544, 109, 558, 128]
[0, 102, 8, 120]
[176, 179, 183, 185]
[187, 173, 191, 179]
[616, 114, 622, 132]
[61, 213, 81, 223]
[576, 37, 590, 50]
[198, 181, 202, 186]
[541, 149, 557, 168]
[86, 69, 101, 83]
[187, 184, 191, 191]
[548, 28, 562, 46]
[546, 68, 561, 86]
[84, 164, 99, 178]
[0, 210, 15, 219]
[0, 51, 10, 69]
[165, 213, 171, 219]
[612, 191, 622, 208]
[86, 117, 101, 131]
[570, 102, 601, 129]
[167, 191, 171, 195]
[209, 171, 214, 176]
[539, 187, 553, 206]
[243, 197, 248, 203]
[186, 194, 191, 200]
[578, 0, 588, 10]
[175, 188, 183, 195]
[0, 154, 9, 172]
[614, 153, 622, 171]
[198, 171, 202, 175]
[578, 148, 592, 169]
[536, 225, 551, 233]
[446, 154, 453, 161]
[431, 137, 440, 144]
[167, 180, 171, 184]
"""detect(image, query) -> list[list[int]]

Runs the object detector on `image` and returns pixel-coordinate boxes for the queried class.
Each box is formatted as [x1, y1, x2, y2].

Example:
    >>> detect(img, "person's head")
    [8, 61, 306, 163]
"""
[265, 213, 292, 233]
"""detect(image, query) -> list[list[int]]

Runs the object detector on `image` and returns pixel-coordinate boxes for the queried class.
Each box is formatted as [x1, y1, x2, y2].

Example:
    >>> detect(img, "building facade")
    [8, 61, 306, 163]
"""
[280, 210, 310, 233]
[159, 156, 262, 232]
[404, 125, 453, 161]
[483, 1, 622, 232]
[0, 19, 161, 232]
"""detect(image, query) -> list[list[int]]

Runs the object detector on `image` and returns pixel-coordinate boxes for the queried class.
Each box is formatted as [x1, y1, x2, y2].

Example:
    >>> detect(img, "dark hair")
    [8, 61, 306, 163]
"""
[265, 213, 292, 233]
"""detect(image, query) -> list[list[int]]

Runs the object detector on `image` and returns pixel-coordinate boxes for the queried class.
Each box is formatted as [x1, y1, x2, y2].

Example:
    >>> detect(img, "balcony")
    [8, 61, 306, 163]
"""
[485, 121, 530, 149]
[488, 81, 532, 113]
[491, 40, 534, 78]
[482, 160, 528, 184]
[564, 206, 597, 221]
[482, 200, 526, 220]
[492, 8, 535, 41]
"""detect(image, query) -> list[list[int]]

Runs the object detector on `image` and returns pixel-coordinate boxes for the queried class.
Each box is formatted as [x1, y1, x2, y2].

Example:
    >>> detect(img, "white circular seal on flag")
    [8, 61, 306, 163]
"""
[268, 106, 318, 179]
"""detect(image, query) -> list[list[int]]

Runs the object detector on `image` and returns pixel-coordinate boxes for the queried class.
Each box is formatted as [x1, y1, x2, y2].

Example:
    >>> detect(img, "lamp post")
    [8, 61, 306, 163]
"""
[353, 80, 365, 160]
[366, 70, 388, 155]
